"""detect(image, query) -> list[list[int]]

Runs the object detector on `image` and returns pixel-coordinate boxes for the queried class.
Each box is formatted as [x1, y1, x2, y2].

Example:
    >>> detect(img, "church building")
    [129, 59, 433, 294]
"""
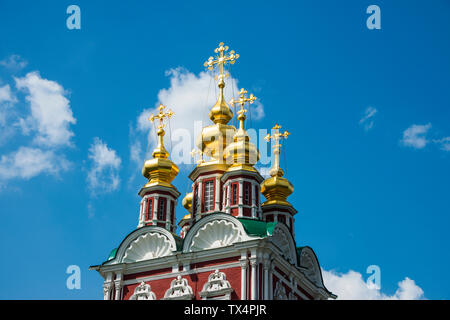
[89, 42, 335, 300]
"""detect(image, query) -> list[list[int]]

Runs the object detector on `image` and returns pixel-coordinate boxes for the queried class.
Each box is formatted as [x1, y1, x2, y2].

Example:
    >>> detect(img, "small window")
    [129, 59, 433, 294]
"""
[231, 183, 238, 205]
[193, 186, 198, 214]
[244, 182, 251, 205]
[147, 198, 153, 220]
[204, 180, 214, 212]
[158, 198, 166, 221]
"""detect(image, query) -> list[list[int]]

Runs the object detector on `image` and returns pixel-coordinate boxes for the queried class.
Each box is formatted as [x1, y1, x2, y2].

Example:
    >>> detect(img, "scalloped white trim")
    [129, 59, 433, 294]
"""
[190, 219, 243, 252]
[123, 232, 173, 263]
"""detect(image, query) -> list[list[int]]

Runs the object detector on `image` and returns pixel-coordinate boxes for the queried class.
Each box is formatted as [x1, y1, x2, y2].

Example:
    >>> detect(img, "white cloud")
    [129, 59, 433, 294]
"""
[0, 72, 76, 185]
[0, 84, 18, 145]
[433, 137, 450, 152]
[359, 107, 377, 131]
[0, 84, 17, 104]
[0, 54, 28, 70]
[322, 269, 425, 300]
[87, 137, 121, 195]
[15, 71, 76, 147]
[0, 147, 69, 181]
[401, 123, 432, 149]
[131, 67, 265, 167]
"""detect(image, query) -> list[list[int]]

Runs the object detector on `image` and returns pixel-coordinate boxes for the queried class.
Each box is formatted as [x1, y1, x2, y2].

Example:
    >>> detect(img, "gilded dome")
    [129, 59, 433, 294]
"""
[182, 192, 193, 213]
[260, 124, 293, 207]
[142, 105, 179, 189]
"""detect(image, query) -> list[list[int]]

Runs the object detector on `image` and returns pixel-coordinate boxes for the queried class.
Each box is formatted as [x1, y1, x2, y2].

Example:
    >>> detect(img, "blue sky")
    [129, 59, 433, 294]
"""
[0, 0, 449, 299]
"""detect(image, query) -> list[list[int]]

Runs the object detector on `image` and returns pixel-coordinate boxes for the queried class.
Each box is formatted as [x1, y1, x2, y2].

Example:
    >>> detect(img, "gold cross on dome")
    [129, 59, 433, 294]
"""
[203, 42, 239, 81]
[149, 104, 174, 129]
[265, 124, 290, 150]
[229, 88, 257, 117]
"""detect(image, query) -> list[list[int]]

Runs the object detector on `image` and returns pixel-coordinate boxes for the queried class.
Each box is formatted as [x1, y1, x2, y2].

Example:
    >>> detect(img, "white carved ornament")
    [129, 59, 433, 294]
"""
[300, 250, 322, 287]
[274, 281, 288, 300]
[163, 276, 194, 300]
[199, 269, 233, 299]
[122, 232, 173, 263]
[270, 226, 296, 264]
[129, 281, 156, 300]
[190, 220, 242, 252]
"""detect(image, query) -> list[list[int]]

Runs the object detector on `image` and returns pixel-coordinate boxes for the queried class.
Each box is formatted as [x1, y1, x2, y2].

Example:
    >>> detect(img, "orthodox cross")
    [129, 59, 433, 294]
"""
[229, 88, 257, 118]
[265, 124, 290, 174]
[204, 42, 239, 81]
[149, 104, 174, 130]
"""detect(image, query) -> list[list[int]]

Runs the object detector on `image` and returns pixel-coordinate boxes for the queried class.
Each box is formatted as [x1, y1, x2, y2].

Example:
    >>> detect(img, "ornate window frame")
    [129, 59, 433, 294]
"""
[199, 269, 234, 300]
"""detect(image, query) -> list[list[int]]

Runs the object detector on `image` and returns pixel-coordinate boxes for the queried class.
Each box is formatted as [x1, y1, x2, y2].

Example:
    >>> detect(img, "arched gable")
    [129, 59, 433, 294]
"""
[297, 246, 325, 288]
[104, 226, 178, 265]
[182, 213, 258, 253]
[268, 223, 297, 265]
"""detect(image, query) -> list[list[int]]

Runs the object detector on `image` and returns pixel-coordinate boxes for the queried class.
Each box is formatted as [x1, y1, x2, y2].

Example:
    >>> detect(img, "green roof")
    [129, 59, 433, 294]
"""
[107, 248, 117, 261]
[238, 218, 277, 237]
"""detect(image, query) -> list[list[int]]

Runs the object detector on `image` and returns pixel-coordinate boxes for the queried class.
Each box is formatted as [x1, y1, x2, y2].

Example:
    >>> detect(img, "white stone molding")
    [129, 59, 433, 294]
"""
[274, 281, 288, 300]
[299, 247, 324, 288]
[182, 213, 258, 253]
[123, 232, 174, 263]
[106, 226, 177, 265]
[250, 257, 257, 300]
[103, 281, 113, 300]
[215, 177, 221, 211]
[190, 220, 242, 252]
[238, 180, 244, 216]
[153, 196, 159, 223]
[163, 275, 194, 300]
[199, 269, 233, 300]
[114, 273, 123, 300]
[263, 256, 271, 300]
[269, 223, 297, 265]
[129, 281, 156, 300]
[239, 258, 248, 300]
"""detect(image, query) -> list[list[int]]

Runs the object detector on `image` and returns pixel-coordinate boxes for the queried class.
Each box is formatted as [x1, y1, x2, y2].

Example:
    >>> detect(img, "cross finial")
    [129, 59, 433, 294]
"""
[149, 104, 174, 130]
[229, 88, 257, 130]
[204, 42, 239, 83]
[148, 104, 174, 159]
[265, 124, 290, 176]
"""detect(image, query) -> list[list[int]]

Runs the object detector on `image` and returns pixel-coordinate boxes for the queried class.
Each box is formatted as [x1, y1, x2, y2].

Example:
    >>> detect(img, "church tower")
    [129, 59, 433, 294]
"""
[90, 42, 336, 300]
[137, 105, 180, 233]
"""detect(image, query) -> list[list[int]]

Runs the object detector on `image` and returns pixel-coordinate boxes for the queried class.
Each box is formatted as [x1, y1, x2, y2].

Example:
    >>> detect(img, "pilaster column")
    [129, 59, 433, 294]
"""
[114, 273, 123, 300]
[215, 177, 220, 211]
[269, 262, 275, 300]
[103, 272, 113, 300]
[239, 258, 248, 300]
[153, 196, 159, 223]
[226, 183, 231, 214]
[196, 181, 203, 220]
[238, 180, 243, 217]
[250, 257, 257, 300]
[263, 259, 270, 300]
[251, 182, 257, 218]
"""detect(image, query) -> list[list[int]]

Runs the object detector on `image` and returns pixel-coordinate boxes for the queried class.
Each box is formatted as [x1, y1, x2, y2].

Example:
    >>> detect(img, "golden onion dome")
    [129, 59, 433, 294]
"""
[260, 124, 293, 207]
[182, 192, 193, 213]
[142, 105, 179, 189]
[198, 42, 239, 163]
[224, 88, 259, 167]
[260, 168, 294, 207]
